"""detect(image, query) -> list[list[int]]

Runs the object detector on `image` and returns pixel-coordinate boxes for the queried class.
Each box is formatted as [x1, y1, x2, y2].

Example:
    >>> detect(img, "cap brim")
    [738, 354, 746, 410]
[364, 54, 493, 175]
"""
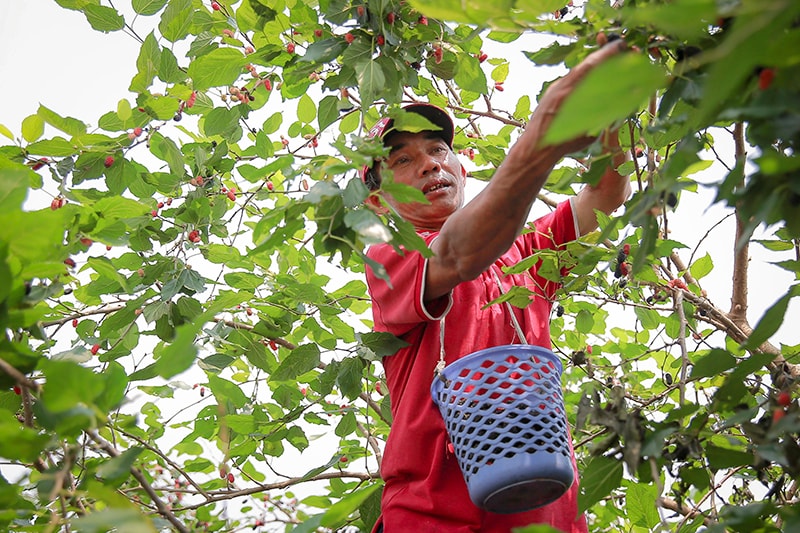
[361, 103, 455, 185]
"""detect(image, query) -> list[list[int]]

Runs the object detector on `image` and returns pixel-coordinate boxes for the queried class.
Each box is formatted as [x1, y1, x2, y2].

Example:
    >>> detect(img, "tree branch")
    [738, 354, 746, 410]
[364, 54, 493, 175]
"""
[729, 122, 749, 325]
[174, 470, 378, 512]
[86, 431, 189, 533]
[659, 496, 715, 527]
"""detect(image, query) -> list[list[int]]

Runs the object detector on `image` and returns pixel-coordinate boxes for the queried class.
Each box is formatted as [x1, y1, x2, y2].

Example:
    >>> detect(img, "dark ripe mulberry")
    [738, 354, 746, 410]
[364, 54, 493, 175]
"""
[572, 350, 586, 365]
[606, 32, 621, 42]
[664, 372, 673, 385]
[617, 250, 627, 264]
[614, 264, 623, 279]
[666, 192, 678, 208]
[559, 6, 569, 17]
[556, 304, 565, 317]
[675, 45, 701, 62]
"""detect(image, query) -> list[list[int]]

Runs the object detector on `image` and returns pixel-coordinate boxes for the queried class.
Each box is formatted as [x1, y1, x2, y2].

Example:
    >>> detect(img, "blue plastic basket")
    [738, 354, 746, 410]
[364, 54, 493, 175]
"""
[430, 344, 574, 514]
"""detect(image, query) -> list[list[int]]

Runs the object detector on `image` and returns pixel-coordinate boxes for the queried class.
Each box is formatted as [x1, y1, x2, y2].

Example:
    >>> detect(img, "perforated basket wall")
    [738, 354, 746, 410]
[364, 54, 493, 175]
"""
[431, 345, 573, 514]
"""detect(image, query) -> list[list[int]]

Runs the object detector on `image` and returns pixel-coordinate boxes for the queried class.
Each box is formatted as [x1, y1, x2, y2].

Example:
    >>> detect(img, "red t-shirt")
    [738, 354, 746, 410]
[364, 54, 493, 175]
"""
[365, 200, 588, 533]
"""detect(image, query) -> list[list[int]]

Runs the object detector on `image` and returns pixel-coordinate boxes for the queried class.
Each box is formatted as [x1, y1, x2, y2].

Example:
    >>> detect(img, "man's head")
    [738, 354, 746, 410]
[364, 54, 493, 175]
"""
[362, 103, 455, 190]
[362, 104, 467, 232]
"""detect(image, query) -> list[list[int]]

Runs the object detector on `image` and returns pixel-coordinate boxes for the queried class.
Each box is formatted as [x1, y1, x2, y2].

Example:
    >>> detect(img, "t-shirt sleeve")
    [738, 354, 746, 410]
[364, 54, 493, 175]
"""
[366, 234, 452, 337]
[524, 198, 579, 252]
[518, 199, 580, 301]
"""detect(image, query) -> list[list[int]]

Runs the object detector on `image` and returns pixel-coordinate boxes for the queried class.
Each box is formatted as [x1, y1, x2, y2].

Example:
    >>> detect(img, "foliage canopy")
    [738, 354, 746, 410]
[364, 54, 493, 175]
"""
[0, 0, 799, 531]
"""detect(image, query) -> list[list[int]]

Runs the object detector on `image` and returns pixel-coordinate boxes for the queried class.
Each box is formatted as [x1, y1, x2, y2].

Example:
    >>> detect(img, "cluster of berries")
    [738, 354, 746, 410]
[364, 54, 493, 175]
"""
[227, 85, 254, 103]
[614, 243, 631, 280]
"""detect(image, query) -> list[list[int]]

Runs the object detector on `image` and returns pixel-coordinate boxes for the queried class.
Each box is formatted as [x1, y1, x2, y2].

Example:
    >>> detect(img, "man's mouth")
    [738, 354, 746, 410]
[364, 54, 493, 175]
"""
[423, 181, 449, 195]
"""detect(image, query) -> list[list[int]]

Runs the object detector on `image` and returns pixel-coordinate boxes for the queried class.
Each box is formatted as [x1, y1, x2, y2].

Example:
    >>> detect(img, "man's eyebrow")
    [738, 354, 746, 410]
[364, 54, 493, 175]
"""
[387, 132, 444, 154]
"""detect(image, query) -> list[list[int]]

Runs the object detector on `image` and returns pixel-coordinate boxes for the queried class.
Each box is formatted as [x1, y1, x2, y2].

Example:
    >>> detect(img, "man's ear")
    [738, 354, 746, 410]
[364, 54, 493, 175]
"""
[365, 193, 389, 215]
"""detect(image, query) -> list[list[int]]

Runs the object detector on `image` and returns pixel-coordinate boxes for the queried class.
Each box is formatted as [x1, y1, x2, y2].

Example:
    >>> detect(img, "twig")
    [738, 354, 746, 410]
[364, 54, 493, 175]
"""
[174, 471, 377, 511]
[674, 289, 688, 406]
[86, 431, 189, 533]
[659, 496, 715, 527]
[0, 356, 40, 393]
[117, 429, 210, 500]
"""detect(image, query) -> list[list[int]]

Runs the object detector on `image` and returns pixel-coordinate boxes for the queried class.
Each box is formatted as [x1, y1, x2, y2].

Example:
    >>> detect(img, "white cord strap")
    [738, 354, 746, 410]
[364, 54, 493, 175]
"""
[435, 317, 447, 382]
[490, 267, 528, 345]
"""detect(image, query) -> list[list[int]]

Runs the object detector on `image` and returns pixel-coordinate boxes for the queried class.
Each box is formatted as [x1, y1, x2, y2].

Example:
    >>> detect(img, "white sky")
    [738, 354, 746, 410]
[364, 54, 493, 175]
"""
[1, 0, 797, 346]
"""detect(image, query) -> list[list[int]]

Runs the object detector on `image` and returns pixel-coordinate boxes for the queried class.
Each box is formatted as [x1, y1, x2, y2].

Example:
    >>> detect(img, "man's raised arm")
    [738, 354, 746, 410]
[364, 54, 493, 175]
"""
[425, 39, 629, 301]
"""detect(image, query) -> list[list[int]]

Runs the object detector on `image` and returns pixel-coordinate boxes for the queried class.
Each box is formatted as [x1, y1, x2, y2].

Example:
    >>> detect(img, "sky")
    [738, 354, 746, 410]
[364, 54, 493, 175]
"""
[1, 2, 797, 347]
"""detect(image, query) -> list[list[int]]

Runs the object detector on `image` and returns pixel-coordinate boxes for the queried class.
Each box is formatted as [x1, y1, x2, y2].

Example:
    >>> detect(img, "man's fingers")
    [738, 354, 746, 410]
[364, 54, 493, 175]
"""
[567, 39, 628, 82]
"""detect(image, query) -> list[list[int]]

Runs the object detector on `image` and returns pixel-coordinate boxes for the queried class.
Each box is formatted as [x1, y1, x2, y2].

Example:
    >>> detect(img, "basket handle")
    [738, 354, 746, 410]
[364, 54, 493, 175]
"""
[434, 266, 528, 382]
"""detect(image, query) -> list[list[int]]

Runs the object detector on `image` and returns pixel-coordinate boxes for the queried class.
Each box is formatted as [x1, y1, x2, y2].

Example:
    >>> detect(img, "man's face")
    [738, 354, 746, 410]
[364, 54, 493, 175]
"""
[378, 130, 466, 231]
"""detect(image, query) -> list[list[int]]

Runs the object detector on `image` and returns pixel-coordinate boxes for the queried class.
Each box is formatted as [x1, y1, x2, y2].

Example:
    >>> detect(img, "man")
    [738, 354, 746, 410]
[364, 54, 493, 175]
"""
[363, 40, 631, 532]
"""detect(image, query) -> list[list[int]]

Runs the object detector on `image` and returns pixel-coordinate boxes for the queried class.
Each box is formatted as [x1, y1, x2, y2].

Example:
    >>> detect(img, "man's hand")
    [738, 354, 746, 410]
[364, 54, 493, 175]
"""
[519, 39, 629, 168]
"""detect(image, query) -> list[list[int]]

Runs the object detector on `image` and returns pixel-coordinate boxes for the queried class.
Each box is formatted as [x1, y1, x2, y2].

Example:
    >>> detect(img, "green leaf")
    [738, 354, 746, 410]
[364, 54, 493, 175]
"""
[158, 0, 193, 42]
[742, 285, 799, 350]
[336, 357, 365, 400]
[96, 448, 143, 484]
[0, 167, 30, 211]
[579, 455, 623, 513]
[207, 374, 249, 409]
[83, 4, 125, 32]
[297, 94, 317, 124]
[354, 59, 386, 109]
[0, 421, 52, 462]
[272, 344, 321, 382]
[133, 0, 168, 15]
[0, 210, 65, 264]
[318, 95, 340, 132]
[344, 209, 389, 244]
[454, 53, 487, 94]
[223, 271, 264, 290]
[149, 132, 185, 176]
[0, 123, 13, 140]
[634, 306, 661, 330]
[299, 38, 346, 64]
[705, 444, 754, 471]
[188, 48, 246, 91]
[37, 105, 87, 136]
[86, 257, 129, 292]
[544, 54, 667, 145]
[203, 107, 240, 138]
[575, 309, 594, 334]
[70, 508, 157, 532]
[409, 0, 517, 27]
[690, 349, 737, 379]
[621, 0, 718, 39]
[130, 32, 160, 93]
[40, 360, 105, 413]
[92, 196, 150, 219]
[153, 319, 204, 379]
[627, 483, 661, 530]
[357, 332, 409, 359]
[319, 483, 382, 527]
[381, 181, 429, 205]
[21, 114, 45, 143]
[689, 253, 713, 280]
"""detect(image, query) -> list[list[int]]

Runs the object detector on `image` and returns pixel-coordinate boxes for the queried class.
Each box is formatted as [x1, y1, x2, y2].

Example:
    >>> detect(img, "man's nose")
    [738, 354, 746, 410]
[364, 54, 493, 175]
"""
[420, 154, 441, 175]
